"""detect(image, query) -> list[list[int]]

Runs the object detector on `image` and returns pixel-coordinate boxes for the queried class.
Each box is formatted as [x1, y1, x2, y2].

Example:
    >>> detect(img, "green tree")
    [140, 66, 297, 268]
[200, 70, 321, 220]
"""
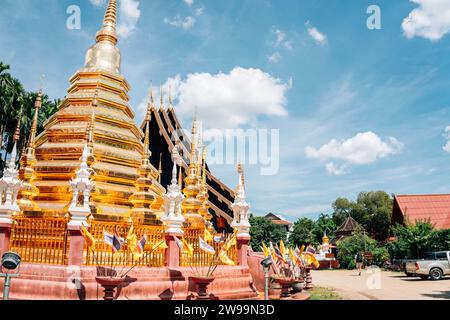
[389, 221, 435, 259]
[332, 197, 353, 227]
[337, 226, 390, 269]
[332, 191, 393, 242]
[249, 216, 287, 251]
[289, 217, 316, 247]
[0, 62, 59, 172]
[312, 213, 336, 244]
[428, 229, 450, 252]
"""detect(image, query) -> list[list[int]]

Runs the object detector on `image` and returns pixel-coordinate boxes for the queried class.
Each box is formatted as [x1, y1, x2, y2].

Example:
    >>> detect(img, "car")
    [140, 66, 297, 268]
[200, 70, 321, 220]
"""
[406, 251, 450, 281]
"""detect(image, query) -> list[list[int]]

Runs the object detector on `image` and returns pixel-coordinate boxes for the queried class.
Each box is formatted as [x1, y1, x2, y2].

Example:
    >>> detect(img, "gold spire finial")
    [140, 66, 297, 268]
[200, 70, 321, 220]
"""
[202, 148, 207, 186]
[86, 89, 98, 158]
[146, 83, 154, 120]
[159, 85, 164, 110]
[96, 0, 118, 44]
[143, 112, 151, 158]
[158, 153, 163, 183]
[13, 112, 21, 143]
[27, 90, 42, 149]
[190, 108, 198, 166]
[237, 162, 245, 189]
[168, 84, 174, 110]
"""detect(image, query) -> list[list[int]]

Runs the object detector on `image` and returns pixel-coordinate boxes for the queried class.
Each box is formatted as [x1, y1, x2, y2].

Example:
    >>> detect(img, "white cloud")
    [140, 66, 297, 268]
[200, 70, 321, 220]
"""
[117, 0, 141, 38]
[184, 0, 194, 6]
[305, 22, 327, 45]
[443, 126, 450, 152]
[164, 15, 196, 30]
[163, 67, 290, 129]
[271, 28, 293, 50]
[307, 27, 327, 45]
[89, 0, 141, 38]
[268, 52, 281, 64]
[305, 131, 403, 175]
[325, 162, 347, 176]
[195, 7, 205, 16]
[89, 0, 106, 6]
[402, 0, 450, 41]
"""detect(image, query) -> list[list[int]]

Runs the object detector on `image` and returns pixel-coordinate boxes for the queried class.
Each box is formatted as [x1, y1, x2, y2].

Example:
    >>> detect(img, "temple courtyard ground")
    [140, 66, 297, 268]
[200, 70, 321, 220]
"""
[312, 269, 450, 300]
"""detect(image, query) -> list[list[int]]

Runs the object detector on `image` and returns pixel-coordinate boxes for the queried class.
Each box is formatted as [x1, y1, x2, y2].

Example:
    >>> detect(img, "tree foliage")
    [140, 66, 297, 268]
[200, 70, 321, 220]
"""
[288, 214, 336, 247]
[249, 216, 287, 250]
[332, 191, 393, 242]
[0, 62, 59, 173]
[289, 217, 315, 247]
[387, 221, 448, 259]
[337, 226, 390, 269]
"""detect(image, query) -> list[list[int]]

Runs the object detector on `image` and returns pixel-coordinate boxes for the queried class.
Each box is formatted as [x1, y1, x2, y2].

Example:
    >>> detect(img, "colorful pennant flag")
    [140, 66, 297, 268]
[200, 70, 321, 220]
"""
[218, 250, 236, 266]
[224, 234, 237, 251]
[280, 240, 288, 256]
[174, 236, 184, 250]
[103, 229, 122, 253]
[261, 242, 270, 257]
[213, 231, 226, 243]
[81, 225, 96, 252]
[175, 237, 194, 257]
[152, 239, 168, 251]
[199, 237, 216, 255]
[137, 234, 147, 253]
[204, 229, 214, 242]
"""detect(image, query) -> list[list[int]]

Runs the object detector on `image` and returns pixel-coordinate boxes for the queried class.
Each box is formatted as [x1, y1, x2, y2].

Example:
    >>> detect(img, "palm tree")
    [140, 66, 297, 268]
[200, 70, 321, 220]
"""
[0, 61, 60, 171]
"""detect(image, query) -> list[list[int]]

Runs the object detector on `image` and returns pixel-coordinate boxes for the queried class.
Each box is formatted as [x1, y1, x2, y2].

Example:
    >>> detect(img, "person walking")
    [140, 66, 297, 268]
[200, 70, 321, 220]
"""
[355, 252, 364, 276]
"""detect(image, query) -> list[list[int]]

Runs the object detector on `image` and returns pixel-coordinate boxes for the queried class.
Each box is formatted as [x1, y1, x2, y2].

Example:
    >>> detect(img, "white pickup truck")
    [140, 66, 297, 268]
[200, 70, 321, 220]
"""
[405, 251, 450, 280]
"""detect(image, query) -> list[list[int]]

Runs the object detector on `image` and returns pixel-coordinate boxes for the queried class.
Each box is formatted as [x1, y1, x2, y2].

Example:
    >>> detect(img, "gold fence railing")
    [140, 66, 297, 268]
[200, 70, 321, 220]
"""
[10, 216, 69, 265]
[85, 220, 165, 267]
[180, 228, 238, 267]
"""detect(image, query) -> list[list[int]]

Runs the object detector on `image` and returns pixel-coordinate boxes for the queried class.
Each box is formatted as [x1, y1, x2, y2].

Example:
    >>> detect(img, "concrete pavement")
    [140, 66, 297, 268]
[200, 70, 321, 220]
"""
[312, 269, 450, 300]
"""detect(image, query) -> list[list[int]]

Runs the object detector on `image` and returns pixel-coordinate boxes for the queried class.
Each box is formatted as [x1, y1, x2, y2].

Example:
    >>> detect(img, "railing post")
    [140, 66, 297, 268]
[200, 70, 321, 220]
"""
[237, 235, 250, 267]
[0, 221, 12, 257]
[165, 232, 182, 268]
[67, 225, 84, 266]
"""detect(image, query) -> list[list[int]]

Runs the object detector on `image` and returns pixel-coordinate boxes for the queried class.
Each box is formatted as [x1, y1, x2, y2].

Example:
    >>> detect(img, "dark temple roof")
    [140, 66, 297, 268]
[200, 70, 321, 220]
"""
[143, 107, 235, 229]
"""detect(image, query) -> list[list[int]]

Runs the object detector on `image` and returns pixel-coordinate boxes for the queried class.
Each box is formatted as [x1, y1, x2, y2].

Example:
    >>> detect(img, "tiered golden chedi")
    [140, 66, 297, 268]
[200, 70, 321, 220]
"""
[18, 0, 165, 220]
[181, 120, 204, 228]
[129, 93, 164, 225]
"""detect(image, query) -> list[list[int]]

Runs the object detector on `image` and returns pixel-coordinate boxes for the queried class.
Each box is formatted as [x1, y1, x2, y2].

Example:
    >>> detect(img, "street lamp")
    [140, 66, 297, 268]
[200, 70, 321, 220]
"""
[1, 252, 21, 300]
[260, 257, 273, 301]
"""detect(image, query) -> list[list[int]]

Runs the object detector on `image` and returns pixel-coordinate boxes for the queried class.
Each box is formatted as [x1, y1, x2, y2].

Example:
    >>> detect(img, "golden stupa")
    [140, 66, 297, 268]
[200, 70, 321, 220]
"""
[18, 0, 165, 221]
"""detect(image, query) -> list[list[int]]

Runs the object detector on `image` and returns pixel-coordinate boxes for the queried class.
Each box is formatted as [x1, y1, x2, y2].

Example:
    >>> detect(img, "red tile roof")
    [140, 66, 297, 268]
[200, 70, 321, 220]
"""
[392, 194, 450, 229]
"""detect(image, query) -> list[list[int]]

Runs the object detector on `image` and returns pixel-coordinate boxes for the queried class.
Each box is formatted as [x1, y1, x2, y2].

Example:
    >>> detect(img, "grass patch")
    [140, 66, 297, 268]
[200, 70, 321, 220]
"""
[309, 287, 342, 300]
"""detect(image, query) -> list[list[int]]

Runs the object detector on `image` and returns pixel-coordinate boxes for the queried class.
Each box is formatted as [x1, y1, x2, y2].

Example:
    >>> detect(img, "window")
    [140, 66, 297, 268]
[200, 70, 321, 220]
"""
[435, 252, 448, 261]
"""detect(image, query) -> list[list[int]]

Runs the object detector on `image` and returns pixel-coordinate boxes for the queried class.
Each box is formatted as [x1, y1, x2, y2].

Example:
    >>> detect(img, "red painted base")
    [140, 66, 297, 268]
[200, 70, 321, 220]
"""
[0, 263, 259, 300]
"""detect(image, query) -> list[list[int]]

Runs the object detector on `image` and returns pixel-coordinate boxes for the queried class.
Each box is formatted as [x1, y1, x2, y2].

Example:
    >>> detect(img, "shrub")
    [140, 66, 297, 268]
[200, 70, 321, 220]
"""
[337, 226, 390, 269]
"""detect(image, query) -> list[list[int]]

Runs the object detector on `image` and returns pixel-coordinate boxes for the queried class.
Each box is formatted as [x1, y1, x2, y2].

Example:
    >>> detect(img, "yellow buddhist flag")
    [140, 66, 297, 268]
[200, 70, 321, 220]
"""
[130, 236, 142, 260]
[81, 225, 96, 252]
[309, 254, 320, 269]
[224, 234, 237, 251]
[126, 224, 134, 241]
[280, 240, 288, 256]
[218, 250, 236, 266]
[182, 238, 194, 257]
[204, 229, 214, 242]
[261, 243, 270, 257]
[299, 245, 305, 255]
[152, 239, 169, 251]
[289, 248, 298, 265]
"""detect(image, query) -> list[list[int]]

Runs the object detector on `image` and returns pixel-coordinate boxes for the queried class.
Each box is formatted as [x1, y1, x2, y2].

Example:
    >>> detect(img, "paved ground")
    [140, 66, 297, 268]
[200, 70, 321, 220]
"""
[312, 269, 450, 300]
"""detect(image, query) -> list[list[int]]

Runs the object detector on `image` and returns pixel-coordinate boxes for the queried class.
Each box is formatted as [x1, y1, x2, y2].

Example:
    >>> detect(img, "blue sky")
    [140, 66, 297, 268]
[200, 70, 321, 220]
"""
[2, 0, 450, 221]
